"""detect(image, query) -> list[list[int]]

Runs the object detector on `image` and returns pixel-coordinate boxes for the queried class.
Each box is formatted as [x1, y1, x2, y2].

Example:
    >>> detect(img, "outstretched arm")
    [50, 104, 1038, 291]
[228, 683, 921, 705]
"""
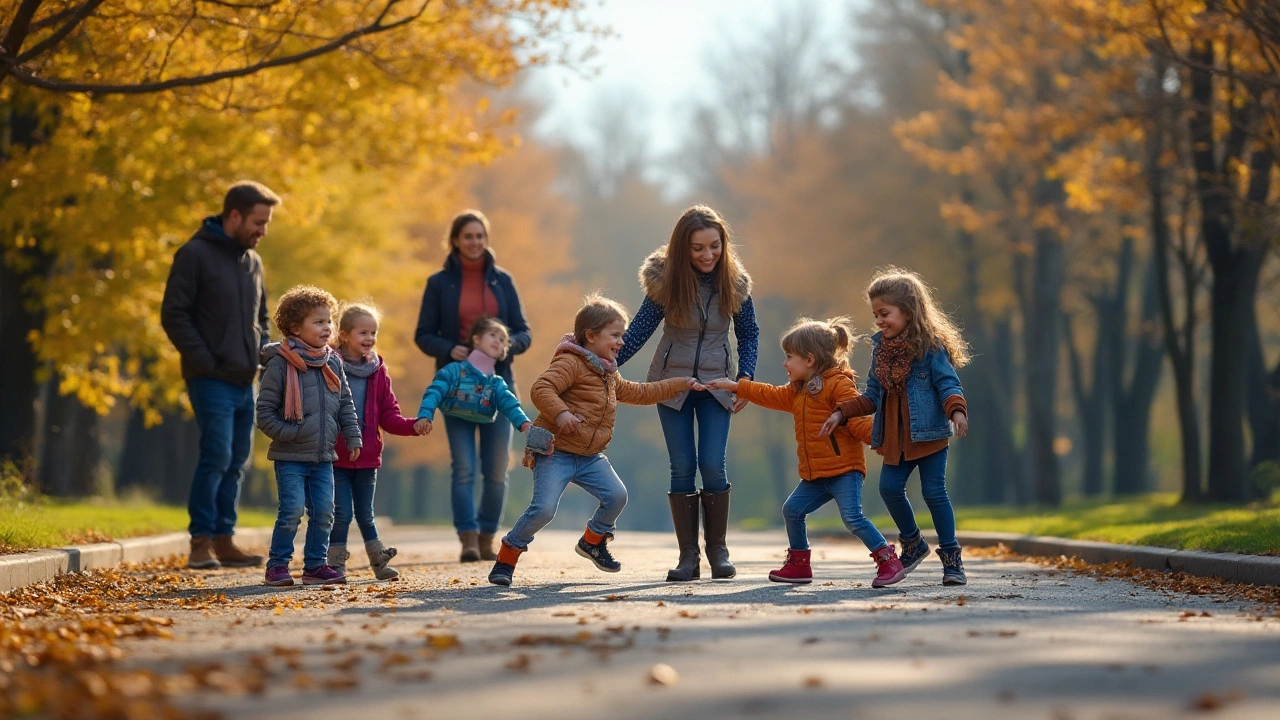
[617, 296, 665, 368]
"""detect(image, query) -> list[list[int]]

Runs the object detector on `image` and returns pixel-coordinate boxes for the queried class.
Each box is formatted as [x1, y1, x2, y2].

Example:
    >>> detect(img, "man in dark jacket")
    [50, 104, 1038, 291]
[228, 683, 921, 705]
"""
[161, 181, 278, 570]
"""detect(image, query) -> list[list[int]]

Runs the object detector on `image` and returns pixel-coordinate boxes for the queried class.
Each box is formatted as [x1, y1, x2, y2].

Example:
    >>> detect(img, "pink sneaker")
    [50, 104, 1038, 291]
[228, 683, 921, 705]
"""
[871, 545, 906, 588]
[301, 564, 347, 585]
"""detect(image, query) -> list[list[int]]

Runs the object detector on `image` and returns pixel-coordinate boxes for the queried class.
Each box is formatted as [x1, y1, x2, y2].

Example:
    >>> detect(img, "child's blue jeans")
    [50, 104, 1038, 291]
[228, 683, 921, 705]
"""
[331, 467, 379, 545]
[878, 446, 957, 550]
[783, 471, 888, 553]
[503, 450, 628, 551]
[268, 461, 335, 570]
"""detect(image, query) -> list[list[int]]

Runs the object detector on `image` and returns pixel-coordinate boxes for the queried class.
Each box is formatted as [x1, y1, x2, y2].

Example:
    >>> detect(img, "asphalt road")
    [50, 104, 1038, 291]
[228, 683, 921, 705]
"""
[120, 527, 1280, 720]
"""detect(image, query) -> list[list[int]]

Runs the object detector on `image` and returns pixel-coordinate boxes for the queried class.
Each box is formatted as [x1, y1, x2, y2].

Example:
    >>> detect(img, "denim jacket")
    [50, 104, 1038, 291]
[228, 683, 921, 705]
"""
[864, 332, 964, 448]
[417, 360, 530, 428]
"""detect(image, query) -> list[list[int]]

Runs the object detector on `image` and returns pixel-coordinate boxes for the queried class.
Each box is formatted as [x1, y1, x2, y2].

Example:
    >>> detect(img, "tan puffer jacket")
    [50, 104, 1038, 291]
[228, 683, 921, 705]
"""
[531, 338, 688, 456]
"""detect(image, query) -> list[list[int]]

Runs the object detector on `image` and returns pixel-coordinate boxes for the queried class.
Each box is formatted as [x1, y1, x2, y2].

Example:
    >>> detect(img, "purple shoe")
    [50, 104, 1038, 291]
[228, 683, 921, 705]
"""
[264, 565, 294, 587]
[301, 564, 347, 585]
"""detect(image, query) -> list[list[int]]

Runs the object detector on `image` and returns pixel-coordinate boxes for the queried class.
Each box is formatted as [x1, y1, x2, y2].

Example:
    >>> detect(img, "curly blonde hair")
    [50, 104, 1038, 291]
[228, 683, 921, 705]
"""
[781, 316, 859, 379]
[866, 267, 971, 367]
[273, 285, 338, 337]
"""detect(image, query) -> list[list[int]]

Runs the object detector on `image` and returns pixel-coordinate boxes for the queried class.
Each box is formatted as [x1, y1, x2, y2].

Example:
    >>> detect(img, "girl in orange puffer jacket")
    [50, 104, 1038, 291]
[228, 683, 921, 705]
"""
[708, 317, 905, 588]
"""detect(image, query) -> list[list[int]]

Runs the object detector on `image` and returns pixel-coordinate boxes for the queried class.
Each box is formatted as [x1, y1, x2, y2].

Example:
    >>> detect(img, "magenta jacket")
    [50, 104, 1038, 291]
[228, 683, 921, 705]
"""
[334, 357, 418, 469]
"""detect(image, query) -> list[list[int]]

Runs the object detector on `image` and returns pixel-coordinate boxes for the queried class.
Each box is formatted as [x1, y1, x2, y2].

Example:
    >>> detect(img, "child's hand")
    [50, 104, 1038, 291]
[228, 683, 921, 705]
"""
[556, 411, 583, 434]
[686, 377, 707, 391]
[818, 409, 844, 437]
[706, 378, 738, 392]
[951, 411, 969, 438]
[449, 345, 470, 362]
[415, 418, 433, 436]
[348, 447, 361, 462]
[520, 421, 532, 433]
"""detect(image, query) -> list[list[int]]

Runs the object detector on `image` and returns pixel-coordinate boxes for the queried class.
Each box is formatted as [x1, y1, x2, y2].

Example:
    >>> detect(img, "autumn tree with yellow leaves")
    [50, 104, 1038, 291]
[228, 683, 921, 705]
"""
[0, 0, 591, 494]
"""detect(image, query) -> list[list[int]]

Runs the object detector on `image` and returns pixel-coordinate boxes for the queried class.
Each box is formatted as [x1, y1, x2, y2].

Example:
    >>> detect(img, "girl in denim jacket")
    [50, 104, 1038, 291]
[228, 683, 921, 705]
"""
[826, 268, 972, 585]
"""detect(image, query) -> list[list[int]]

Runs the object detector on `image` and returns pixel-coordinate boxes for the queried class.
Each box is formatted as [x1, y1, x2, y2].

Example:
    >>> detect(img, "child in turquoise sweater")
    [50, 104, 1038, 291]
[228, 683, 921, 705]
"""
[418, 316, 532, 452]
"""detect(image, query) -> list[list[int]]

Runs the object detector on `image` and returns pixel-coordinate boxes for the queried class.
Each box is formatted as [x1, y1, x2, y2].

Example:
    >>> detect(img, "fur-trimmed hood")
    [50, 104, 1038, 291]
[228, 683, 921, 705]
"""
[638, 247, 752, 306]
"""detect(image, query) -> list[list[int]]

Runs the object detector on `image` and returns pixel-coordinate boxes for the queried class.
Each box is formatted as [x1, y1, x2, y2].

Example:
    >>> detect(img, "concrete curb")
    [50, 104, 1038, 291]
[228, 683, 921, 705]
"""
[0, 528, 275, 594]
[931, 530, 1280, 587]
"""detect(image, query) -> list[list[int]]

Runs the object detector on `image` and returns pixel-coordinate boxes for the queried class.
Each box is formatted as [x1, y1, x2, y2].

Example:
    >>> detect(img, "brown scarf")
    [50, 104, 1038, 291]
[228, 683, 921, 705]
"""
[874, 333, 916, 393]
[278, 337, 342, 422]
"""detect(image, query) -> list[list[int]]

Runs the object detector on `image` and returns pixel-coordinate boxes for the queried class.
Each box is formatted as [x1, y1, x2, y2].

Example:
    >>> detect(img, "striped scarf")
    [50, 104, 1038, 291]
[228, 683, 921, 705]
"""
[278, 337, 341, 422]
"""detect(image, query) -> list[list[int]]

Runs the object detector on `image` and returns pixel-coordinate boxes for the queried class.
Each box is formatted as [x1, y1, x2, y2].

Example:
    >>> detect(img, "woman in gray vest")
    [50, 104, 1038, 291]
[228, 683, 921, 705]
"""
[616, 205, 759, 581]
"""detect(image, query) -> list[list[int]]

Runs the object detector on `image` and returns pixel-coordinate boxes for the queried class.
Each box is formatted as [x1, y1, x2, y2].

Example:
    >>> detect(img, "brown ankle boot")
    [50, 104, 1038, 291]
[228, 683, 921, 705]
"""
[187, 536, 221, 569]
[478, 533, 498, 561]
[213, 535, 264, 567]
[458, 531, 481, 562]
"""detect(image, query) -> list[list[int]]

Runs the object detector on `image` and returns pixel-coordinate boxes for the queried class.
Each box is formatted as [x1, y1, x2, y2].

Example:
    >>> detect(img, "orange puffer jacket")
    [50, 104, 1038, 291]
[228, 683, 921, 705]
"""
[531, 337, 687, 456]
[737, 368, 869, 480]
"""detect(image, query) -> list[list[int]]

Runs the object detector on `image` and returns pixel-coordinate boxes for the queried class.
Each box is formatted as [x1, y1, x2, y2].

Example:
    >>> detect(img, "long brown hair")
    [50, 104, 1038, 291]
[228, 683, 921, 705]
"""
[866, 267, 971, 367]
[652, 205, 747, 325]
[781, 316, 859, 380]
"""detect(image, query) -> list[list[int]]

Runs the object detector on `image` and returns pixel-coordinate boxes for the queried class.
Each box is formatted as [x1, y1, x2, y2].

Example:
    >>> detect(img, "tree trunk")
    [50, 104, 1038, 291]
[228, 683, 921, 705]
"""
[37, 377, 101, 497]
[1113, 261, 1165, 495]
[0, 97, 54, 469]
[1187, 39, 1273, 503]
[1246, 328, 1280, 467]
[117, 408, 200, 505]
[1024, 182, 1066, 506]
[1204, 258, 1263, 501]
[1147, 75, 1203, 502]
[955, 216, 1018, 504]
[1064, 307, 1108, 496]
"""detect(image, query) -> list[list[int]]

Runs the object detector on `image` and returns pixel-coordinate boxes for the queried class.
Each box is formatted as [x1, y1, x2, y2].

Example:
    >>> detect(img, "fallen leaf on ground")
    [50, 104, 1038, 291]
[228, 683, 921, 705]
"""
[648, 663, 679, 686]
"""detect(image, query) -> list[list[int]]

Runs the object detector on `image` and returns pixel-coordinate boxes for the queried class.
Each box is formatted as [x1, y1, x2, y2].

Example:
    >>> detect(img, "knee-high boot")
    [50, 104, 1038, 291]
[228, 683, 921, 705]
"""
[666, 492, 701, 582]
[701, 486, 736, 579]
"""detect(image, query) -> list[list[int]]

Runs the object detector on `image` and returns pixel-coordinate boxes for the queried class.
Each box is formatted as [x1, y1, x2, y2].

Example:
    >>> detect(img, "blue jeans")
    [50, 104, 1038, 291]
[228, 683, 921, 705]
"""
[783, 471, 888, 553]
[879, 446, 957, 550]
[656, 390, 731, 494]
[186, 377, 254, 537]
[444, 415, 512, 534]
[331, 467, 379, 545]
[268, 461, 335, 570]
[503, 451, 628, 551]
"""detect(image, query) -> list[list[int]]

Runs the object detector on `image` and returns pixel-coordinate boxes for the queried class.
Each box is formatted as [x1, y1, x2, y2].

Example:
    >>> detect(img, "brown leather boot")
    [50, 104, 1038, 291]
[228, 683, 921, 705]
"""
[458, 530, 482, 562]
[478, 533, 498, 561]
[213, 535, 264, 567]
[187, 536, 220, 570]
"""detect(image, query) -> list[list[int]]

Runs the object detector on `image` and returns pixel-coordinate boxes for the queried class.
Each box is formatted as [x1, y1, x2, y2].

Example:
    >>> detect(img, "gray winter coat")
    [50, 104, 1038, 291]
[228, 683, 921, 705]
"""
[255, 343, 362, 462]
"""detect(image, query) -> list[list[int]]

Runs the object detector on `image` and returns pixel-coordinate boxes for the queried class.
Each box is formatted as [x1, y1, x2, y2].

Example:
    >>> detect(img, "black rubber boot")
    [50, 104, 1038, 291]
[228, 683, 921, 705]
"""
[701, 486, 736, 579]
[666, 492, 702, 582]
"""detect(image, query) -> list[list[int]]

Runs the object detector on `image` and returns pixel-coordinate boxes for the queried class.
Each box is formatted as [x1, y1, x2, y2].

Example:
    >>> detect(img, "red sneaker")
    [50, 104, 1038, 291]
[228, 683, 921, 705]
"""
[871, 545, 906, 588]
[768, 548, 813, 584]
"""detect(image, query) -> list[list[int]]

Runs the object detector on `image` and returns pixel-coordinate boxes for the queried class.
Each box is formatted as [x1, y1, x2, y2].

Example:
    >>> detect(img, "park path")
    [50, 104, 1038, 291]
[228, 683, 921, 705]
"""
[119, 527, 1280, 719]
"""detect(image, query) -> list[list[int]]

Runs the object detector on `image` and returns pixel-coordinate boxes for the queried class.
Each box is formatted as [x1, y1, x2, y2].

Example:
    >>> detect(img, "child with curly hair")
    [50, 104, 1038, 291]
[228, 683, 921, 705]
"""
[256, 285, 361, 586]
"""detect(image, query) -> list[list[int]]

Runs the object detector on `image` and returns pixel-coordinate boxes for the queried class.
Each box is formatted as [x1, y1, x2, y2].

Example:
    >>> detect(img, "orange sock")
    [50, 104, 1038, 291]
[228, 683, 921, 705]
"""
[582, 527, 606, 545]
[497, 542, 523, 566]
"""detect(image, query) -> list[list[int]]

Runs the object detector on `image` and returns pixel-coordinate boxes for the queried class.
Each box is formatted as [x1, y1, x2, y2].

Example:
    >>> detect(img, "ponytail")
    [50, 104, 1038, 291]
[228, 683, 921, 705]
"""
[781, 316, 861, 378]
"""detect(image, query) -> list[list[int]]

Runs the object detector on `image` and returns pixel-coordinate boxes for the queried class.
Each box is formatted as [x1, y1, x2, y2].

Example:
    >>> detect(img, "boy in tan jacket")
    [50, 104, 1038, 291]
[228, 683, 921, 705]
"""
[489, 295, 701, 586]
